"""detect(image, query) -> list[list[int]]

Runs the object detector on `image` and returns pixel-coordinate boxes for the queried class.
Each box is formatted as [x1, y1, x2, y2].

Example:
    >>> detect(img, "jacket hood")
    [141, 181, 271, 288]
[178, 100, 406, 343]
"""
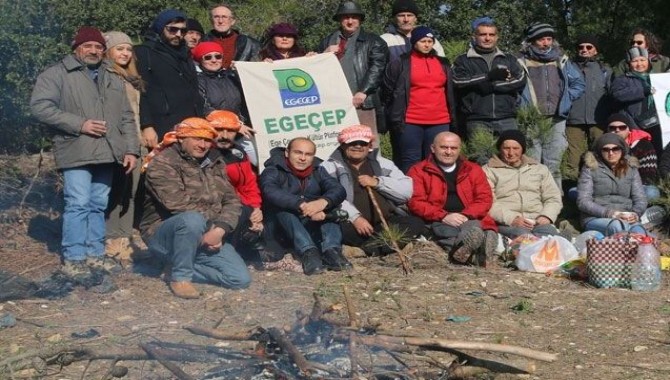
[583, 151, 639, 170]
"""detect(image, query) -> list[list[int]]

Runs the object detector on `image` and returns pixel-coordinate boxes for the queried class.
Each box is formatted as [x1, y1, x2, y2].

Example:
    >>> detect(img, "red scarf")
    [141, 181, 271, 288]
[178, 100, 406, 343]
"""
[285, 158, 314, 179]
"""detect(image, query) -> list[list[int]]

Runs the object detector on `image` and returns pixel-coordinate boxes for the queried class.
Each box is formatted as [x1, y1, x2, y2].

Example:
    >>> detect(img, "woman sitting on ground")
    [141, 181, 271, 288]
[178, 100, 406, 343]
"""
[577, 133, 647, 235]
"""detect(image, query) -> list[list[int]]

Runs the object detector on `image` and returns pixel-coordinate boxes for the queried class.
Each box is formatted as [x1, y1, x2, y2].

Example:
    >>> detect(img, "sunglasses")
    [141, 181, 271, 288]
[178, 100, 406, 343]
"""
[601, 146, 622, 153]
[578, 44, 594, 51]
[165, 26, 188, 35]
[346, 140, 370, 147]
[202, 53, 223, 61]
[631, 40, 645, 46]
[608, 125, 629, 132]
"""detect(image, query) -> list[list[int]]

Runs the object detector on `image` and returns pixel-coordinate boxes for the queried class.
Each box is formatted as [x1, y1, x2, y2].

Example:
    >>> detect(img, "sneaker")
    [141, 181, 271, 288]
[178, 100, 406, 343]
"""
[169, 281, 200, 299]
[301, 248, 324, 275]
[450, 227, 484, 265]
[86, 256, 122, 275]
[60, 260, 92, 281]
[322, 247, 353, 271]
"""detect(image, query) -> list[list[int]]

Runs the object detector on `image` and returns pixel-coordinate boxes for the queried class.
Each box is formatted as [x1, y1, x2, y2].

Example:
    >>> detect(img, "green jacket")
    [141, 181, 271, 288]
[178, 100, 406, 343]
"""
[30, 55, 139, 169]
[483, 155, 563, 225]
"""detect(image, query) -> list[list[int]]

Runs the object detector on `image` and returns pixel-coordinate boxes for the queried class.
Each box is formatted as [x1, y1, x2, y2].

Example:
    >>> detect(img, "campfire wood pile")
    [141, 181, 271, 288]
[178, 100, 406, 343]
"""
[1, 289, 558, 379]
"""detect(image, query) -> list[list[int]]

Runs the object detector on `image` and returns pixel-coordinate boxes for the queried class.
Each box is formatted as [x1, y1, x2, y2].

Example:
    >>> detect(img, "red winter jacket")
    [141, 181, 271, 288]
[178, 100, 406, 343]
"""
[407, 157, 497, 231]
[221, 147, 262, 208]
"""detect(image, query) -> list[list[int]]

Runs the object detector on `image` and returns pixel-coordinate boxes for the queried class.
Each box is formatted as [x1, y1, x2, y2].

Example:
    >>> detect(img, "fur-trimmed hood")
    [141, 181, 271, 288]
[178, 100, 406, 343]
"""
[583, 151, 639, 170]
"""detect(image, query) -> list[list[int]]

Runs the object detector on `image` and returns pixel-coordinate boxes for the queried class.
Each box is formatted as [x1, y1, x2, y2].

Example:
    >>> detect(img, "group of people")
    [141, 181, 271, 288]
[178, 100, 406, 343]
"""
[29, 0, 670, 299]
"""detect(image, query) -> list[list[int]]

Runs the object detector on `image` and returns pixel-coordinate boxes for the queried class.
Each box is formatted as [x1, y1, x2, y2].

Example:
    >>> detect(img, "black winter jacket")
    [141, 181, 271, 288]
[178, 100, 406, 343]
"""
[318, 28, 389, 110]
[451, 47, 525, 122]
[135, 33, 204, 138]
[382, 51, 457, 132]
[259, 147, 346, 215]
[197, 69, 249, 122]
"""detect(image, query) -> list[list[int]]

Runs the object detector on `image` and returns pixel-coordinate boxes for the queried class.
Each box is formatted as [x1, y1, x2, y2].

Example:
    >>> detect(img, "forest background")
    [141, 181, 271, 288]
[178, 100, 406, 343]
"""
[1, 0, 669, 154]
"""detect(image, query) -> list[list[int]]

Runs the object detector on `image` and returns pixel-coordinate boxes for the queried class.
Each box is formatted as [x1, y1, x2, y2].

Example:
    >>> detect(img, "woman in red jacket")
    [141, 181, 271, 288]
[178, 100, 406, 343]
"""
[383, 26, 456, 173]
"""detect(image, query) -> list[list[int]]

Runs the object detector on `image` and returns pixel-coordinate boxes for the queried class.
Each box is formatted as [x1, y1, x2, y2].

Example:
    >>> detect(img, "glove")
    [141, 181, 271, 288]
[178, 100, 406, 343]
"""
[487, 67, 509, 81]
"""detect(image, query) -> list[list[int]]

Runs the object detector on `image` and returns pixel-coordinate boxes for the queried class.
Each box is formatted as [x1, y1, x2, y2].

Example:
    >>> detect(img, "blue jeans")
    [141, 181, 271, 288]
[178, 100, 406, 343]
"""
[61, 164, 113, 261]
[148, 211, 251, 289]
[527, 118, 567, 191]
[644, 185, 660, 201]
[583, 218, 646, 236]
[398, 123, 450, 173]
[274, 211, 342, 255]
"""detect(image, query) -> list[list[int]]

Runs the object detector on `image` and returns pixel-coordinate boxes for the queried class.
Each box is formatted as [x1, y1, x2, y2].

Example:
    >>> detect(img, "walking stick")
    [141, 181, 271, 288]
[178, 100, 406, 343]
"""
[366, 186, 412, 274]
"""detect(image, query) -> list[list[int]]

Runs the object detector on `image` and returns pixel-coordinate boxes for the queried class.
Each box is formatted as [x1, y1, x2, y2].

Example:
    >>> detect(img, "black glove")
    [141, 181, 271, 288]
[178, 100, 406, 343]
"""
[487, 67, 509, 81]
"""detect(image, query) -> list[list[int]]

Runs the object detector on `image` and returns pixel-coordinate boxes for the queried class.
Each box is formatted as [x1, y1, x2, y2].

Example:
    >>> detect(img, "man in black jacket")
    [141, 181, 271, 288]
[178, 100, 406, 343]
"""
[319, 1, 389, 141]
[136, 9, 204, 149]
[452, 17, 526, 139]
[205, 4, 260, 69]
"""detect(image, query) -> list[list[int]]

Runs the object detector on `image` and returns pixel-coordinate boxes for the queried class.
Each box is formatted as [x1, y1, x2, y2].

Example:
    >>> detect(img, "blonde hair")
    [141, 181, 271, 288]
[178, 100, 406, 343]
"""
[105, 47, 145, 92]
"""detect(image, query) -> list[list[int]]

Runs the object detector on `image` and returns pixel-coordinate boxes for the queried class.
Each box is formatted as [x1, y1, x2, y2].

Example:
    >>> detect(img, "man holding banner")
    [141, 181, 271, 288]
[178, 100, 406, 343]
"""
[318, 1, 389, 139]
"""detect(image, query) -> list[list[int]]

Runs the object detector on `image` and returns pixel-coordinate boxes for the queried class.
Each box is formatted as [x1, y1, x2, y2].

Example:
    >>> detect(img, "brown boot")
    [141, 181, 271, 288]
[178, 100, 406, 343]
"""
[105, 238, 122, 258]
[169, 281, 200, 299]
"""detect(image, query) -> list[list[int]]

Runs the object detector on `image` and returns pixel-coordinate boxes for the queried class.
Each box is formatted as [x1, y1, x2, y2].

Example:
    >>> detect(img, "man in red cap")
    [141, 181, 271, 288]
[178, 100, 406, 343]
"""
[322, 125, 425, 255]
[31, 26, 139, 281]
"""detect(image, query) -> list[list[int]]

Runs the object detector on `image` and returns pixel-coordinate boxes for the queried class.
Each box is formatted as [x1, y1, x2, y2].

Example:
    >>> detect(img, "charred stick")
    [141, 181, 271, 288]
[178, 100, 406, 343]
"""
[183, 325, 263, 341]
[267, 327, 312, 376]
[140, 343, 194, 380]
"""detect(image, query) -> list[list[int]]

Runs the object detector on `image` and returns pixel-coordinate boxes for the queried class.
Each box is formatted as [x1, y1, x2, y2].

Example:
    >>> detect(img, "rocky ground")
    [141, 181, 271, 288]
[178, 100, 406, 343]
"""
[1, 153, 670, 380]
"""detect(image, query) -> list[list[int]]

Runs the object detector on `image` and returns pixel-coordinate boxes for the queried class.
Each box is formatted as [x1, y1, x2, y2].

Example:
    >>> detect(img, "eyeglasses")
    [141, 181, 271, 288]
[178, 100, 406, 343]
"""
[631, 40, 645, 46]
[202, 54, 223, 61]
[601, 146, 622, 153]
[578, 44, 594, 51]
[346, 141, 370, 147]
[165, 26, 188, 35]
[608, 125, 628, 132]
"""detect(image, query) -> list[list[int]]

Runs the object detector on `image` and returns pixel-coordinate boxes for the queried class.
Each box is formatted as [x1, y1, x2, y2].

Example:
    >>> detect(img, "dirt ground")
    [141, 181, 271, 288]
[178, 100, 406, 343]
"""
[1, 154, 670, 380]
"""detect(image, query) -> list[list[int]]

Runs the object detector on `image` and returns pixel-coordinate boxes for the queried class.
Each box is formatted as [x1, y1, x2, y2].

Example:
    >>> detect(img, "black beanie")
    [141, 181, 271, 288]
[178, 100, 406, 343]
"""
[606, 112, 637, 129]
[576, 34, 599, 51]
[186, 18, 204, 34]
[496, 130, 527, 153]
[391, 0, 419, 16]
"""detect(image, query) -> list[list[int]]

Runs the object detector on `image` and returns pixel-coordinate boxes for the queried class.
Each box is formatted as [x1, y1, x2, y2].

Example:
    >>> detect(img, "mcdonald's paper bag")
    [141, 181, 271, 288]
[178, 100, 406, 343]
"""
[515, 236, 579, 273]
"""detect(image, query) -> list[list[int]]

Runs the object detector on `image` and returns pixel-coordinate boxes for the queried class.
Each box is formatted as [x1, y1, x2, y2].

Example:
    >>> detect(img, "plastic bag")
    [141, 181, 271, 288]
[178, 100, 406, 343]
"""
[516, 235, 579, 273]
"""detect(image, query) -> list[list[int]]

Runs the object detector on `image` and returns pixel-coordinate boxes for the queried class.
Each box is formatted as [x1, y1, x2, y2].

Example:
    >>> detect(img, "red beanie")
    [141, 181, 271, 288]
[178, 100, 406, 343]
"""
[191, 42, 224, 62]
[72, 26, 106, 50]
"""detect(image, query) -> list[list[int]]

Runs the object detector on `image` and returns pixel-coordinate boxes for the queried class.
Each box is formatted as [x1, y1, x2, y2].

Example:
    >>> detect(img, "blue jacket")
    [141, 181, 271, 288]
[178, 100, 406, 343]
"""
[260, 147, 346, 214]
[517, 51, 585, 119]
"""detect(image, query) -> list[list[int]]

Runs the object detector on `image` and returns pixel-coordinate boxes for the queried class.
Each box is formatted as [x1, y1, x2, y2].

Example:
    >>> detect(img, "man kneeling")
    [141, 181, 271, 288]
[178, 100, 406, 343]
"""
[141, 118, 251, 299]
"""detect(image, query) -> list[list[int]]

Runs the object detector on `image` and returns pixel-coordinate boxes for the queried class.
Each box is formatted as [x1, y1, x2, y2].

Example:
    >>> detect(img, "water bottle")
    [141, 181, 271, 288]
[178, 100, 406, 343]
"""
[630, 236, 662, 292]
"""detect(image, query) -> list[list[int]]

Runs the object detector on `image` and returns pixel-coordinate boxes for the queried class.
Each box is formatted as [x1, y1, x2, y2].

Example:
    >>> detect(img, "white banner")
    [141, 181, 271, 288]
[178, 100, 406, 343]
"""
[236, 54, 359, 170]
[650, 73, 670, 148]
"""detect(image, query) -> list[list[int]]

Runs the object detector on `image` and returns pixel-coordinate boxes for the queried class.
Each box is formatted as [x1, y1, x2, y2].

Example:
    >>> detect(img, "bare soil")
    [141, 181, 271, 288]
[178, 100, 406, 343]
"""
[1, 154, 670, 380]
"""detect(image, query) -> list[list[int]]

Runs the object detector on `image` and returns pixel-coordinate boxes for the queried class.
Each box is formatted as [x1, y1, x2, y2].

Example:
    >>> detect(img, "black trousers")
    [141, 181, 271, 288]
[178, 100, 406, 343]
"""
[340, 214, 426, 255]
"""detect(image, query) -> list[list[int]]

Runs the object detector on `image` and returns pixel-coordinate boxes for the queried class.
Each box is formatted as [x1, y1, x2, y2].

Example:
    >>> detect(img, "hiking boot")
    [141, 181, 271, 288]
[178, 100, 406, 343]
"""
[61, 260, 92, 281]
[474, 230, 499, 267]
[169, 281, 200, 299]
[322, 247, 353, 271]
[450, 227, 484, 265]
[262, 254, 303, 272]
[301, 248, 324, 275]
[86, 256, 122, 275]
